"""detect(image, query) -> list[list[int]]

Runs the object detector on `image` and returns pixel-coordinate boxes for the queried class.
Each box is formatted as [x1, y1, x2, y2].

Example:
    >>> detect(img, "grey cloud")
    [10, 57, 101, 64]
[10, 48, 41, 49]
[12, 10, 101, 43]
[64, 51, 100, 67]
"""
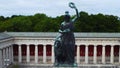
[0, 0, 120, 17]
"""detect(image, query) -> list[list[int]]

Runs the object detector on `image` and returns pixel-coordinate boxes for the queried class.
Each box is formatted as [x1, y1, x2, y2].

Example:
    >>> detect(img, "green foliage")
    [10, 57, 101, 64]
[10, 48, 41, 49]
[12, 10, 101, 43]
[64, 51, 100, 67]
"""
[0, 16, 32, 32]
[0, 16, 5, 22]
[74, 12, 120, 32]
[0, 11, 120, 32]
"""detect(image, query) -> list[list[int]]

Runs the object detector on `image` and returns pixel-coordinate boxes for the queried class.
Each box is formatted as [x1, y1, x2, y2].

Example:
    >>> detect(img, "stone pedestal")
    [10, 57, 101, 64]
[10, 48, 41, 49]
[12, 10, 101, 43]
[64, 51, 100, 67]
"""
[53, 63, 78, 68]
[53, 67, 78, 68]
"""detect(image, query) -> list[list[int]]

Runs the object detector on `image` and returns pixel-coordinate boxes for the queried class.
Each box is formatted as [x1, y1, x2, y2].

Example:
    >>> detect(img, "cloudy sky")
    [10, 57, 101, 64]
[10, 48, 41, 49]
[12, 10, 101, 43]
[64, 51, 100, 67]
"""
[0, 0, 120, 17]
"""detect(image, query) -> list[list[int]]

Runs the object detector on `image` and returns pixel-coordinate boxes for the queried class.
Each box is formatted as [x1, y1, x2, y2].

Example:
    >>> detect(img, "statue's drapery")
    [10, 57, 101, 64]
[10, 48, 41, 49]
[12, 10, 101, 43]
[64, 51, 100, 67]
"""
[60, 22, 75, 64]
[54, 2, 79, 67]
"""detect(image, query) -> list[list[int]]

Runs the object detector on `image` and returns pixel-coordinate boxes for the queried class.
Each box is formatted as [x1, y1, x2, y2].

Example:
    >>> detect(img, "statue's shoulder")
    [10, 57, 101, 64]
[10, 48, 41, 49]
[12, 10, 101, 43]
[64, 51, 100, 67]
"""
[61, 22, 65, 25]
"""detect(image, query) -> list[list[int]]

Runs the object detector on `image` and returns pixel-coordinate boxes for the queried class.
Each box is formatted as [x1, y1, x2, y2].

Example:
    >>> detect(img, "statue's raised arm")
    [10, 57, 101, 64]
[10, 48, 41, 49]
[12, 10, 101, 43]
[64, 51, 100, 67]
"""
[54, 2, 79, 67]
[69, 2, 80, 23]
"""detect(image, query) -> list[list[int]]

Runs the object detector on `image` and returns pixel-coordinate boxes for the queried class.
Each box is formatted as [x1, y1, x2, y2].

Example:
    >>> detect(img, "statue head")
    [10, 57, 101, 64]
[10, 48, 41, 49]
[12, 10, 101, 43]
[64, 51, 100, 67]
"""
[64, 11, 71, 22]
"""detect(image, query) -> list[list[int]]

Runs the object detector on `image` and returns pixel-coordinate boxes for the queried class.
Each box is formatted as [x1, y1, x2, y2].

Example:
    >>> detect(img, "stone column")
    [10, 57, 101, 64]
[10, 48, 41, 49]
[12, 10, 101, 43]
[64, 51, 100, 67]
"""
[9, 46, 11, 64]
[85, 45, 88, 64]
[93, 46, 97, 64]
[35, 45, 38, 63]
[102, 46, 105, 64]
[3, 48, 6, 66]
[11, 45, 14, 62]
[51, 45, 55, 63]
[43, 45, 46, 63]
[6, 47, 9, 61]
[110, 45, 114, 64]
[77, 45, 80, 63]
[18, 45, 22, 63]
[6, 47, 10, 66]
[0, 49, 3, 68]
[26, 45, 30, 63]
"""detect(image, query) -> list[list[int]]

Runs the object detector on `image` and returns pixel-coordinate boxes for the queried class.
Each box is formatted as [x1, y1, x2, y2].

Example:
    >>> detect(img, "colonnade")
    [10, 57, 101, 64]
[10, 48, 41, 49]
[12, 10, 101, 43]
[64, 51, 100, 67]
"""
[0, 45, 13, 68]
[76, 45, 120, 64]
[15, 44, 120, 64]
[17, 45, 54, 64]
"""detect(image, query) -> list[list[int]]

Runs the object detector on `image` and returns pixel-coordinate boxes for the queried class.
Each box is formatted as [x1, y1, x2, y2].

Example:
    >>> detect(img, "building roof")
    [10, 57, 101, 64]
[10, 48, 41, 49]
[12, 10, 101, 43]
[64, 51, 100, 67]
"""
[4, 32, 120, 38]
[0, 33, 13, 40]
[5, 32, 57, 38]
[75, 33, 120, 38]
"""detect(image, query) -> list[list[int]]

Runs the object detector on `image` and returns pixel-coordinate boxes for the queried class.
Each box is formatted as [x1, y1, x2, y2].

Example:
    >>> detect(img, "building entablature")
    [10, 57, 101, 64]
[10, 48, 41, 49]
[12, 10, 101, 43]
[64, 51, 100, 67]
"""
[0, 32, 120, 47]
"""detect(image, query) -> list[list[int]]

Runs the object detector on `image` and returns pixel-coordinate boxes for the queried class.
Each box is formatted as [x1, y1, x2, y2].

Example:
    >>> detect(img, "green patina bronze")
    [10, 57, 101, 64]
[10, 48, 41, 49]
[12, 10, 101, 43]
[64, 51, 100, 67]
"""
[54, 2, 80, 67]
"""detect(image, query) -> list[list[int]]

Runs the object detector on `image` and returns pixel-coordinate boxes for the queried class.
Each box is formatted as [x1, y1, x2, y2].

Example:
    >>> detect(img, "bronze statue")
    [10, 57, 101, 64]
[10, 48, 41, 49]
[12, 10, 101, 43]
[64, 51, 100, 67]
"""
[54, 2, 79, 67]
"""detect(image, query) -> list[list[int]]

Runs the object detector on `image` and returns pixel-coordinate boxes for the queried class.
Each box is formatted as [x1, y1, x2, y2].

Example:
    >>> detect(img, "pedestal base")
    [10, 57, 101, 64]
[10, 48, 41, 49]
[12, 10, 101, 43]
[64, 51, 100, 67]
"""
[53, 63, 78, 68]
[53, 67, 78, 68]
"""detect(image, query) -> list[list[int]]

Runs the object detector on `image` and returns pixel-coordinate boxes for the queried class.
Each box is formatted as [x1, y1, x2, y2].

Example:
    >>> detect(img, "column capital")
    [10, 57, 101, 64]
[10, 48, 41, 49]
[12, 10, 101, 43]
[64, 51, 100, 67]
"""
[43, 44, 47, 46]
[94, 45, 97, 47]
[102, 45, 106, 47]
[35, 45, 38, 46]
[111, 45, 114, 47]
[9, 45, 13, 47]
[19, 43, 21, 46]
[17, 44, 21, 46]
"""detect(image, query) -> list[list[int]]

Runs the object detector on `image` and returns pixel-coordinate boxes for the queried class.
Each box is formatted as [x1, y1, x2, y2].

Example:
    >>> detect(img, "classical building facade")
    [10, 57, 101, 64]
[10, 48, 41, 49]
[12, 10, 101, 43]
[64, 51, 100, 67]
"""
[0, 32, 120, 68]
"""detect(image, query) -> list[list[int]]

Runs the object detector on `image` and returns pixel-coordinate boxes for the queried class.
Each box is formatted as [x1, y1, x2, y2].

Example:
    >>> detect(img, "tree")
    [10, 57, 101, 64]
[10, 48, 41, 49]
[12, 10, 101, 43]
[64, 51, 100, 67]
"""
[1, 16, 32, 32]
[0, 11, 120, 32]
